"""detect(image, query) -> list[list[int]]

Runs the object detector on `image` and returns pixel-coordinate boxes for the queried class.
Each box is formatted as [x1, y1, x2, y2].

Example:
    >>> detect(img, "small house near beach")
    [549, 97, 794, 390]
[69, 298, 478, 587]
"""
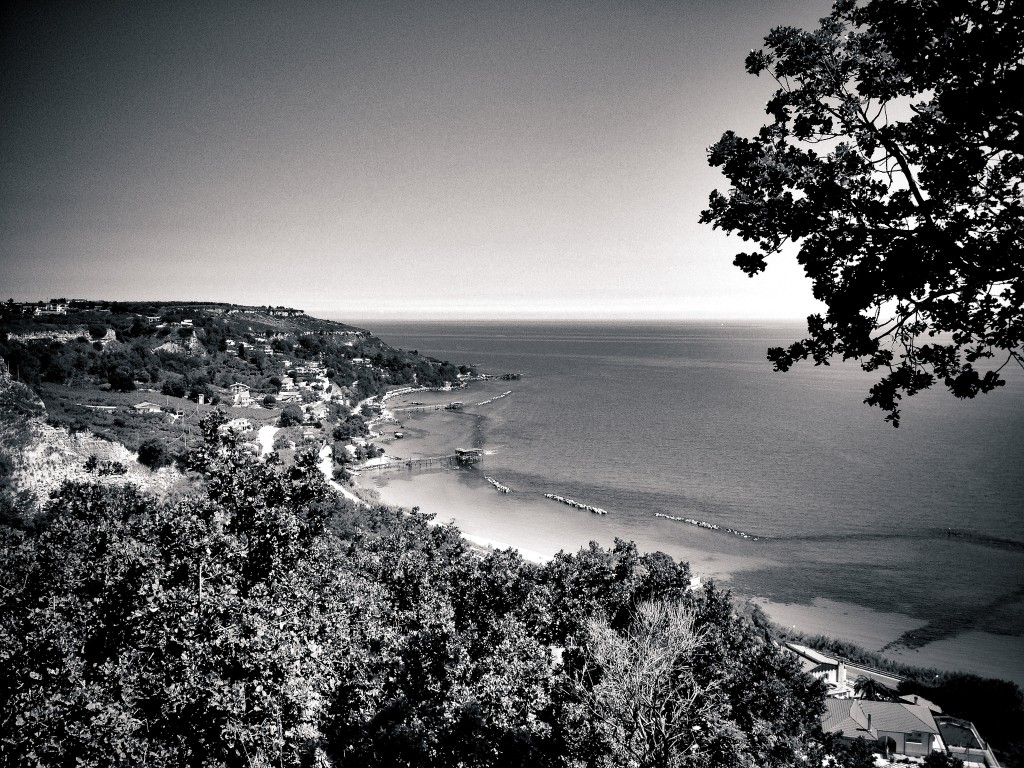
[455, 448, 483, 464]
[823, 699, 941, 758]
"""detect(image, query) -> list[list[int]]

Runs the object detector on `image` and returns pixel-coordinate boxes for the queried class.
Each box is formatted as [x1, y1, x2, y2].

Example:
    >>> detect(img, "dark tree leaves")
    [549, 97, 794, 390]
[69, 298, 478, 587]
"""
[701, 0, 1024, 425]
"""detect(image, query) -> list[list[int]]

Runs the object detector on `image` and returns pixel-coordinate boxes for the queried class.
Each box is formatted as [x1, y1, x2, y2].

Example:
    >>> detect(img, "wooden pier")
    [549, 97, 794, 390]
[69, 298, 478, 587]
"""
[368, 448, 483, 472]
[367, 454, 463, 471]
[390, 404, 446, 414]
[390, 402, 465, 414]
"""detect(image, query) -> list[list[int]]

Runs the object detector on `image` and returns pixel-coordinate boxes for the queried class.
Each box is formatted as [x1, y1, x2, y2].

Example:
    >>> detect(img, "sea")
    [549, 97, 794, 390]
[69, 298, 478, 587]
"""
[339, 319, 1024, 684]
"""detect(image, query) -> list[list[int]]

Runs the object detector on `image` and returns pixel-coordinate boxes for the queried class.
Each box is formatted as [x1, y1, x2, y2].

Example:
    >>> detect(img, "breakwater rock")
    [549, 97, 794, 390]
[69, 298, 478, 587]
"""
[654, 513, 758, 540]
[477, 391, 512, 406]
[485, 476, 511, 493]
[545, 493, 608, 515]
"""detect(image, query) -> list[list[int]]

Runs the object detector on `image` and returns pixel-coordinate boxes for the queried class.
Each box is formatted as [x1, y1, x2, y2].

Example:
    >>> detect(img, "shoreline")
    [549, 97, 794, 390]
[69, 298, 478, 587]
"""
[350, 383, 1024, 689]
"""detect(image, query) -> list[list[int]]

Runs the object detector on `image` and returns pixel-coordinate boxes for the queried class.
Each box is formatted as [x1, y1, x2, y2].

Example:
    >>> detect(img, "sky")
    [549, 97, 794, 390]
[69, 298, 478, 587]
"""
[1, 0, 835, 320]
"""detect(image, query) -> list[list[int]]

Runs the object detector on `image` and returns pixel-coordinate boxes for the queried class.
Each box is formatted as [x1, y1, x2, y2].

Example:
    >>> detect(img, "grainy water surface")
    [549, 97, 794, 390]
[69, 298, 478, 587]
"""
[344, 319, 1024, 679]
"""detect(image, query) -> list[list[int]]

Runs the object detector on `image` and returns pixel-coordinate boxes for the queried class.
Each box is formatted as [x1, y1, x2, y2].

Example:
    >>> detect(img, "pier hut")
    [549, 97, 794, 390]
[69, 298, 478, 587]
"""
[455, 448, 483, 465]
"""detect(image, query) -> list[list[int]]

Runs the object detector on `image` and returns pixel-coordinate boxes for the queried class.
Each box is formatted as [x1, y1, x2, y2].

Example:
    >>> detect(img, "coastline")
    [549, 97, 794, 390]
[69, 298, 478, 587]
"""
[351, 382, 1024, 689]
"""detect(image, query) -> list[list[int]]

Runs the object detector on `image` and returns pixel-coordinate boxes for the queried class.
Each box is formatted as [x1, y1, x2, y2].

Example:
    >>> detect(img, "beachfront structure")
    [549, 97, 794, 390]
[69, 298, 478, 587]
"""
[455, 448, 483, 464]
[785, 642, 853, 697]
[823, 699, 941, 758]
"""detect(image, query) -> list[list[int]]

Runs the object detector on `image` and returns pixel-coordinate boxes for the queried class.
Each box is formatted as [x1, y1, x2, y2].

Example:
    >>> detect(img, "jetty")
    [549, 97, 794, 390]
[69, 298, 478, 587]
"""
[390, 401, 466, 414]
[367, 454, 463, 471]
[368, 448, 483, 472]
[545, 493, 608, 515]
[654, 513, 759, 540]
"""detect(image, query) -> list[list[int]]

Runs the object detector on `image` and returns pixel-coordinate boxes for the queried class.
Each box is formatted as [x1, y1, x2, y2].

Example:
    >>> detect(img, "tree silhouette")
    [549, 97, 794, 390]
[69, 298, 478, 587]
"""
[702, 0, 1023, 425]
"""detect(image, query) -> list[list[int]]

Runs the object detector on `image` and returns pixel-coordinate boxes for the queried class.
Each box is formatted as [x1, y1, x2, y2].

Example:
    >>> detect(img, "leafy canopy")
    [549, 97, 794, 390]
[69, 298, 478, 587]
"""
[701, 0, 1023, 425]
[0, 415, 834, 767]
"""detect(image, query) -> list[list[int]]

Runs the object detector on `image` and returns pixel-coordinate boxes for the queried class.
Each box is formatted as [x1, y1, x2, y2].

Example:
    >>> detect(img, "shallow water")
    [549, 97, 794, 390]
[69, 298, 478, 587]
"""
[346, 319, 1024, 685]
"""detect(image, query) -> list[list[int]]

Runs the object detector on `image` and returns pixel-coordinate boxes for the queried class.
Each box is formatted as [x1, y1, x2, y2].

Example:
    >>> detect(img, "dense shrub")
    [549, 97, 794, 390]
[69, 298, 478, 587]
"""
[279, 403, 303, 427]
[0, 414, 831, 768]
[137, 438, 170, 470]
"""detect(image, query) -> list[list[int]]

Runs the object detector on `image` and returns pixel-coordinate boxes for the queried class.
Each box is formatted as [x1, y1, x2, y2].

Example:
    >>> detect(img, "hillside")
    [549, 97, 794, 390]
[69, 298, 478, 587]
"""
[0, 301, 473, 491]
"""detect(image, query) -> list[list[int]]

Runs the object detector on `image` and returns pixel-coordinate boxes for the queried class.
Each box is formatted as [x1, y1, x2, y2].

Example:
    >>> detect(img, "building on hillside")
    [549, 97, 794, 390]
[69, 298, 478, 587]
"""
[306, 401, 329, 421]
[229, 382, 252, 406]
[785, 643, 853, 697]
[823, 699, 942, 758]
[132, 402, 162, 413]
[34, 302, 68, 316]
[220, 417, 253, 433]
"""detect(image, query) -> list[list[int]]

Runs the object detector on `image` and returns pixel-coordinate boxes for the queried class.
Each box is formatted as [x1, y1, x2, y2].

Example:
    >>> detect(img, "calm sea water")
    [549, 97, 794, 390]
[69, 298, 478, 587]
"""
[343, 319, 1024, 675]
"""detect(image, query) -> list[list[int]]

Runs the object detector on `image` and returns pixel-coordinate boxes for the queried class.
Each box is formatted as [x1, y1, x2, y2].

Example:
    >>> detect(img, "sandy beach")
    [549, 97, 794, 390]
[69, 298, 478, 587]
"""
[354, 383, 1024, 688]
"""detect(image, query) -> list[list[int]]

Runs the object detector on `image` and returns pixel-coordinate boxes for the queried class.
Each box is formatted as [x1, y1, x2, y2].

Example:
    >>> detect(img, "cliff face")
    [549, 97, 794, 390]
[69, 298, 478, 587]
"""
[0, 357, 46, 417]
[0, 359, 178, 505]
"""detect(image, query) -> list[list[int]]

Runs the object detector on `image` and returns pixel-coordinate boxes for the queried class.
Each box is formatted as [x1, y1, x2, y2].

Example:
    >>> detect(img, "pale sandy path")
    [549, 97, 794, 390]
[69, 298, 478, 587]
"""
[257, 425, 278, 456]
[318, 443, 365, 506]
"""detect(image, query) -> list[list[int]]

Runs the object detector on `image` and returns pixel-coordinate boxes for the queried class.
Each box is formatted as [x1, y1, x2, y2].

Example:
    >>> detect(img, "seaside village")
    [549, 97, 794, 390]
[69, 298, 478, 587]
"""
[0, 300, 485, 501]
[785, 643, 1001, 767]
[0, 302, 1010, 767]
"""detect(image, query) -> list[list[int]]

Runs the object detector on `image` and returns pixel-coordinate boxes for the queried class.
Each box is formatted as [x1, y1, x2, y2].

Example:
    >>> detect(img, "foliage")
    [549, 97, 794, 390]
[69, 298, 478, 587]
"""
[279, 404, 304, 427]
[559, 601, 713, 768]
[701, 0, 1024, 425]
[137, 438, 171, 470]
[1, 417, 354, 766]
[922, 752, 965, 768]
[853, 674, 898, 701]
[552, 583, 825, 768]
[537, 539, 694, 645]
[818, 735, 880, 768]
[0, 412, 831, 767]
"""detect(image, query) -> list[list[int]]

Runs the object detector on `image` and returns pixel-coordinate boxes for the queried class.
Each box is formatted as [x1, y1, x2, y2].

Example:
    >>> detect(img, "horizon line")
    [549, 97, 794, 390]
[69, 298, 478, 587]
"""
[1, 295, 814, 324]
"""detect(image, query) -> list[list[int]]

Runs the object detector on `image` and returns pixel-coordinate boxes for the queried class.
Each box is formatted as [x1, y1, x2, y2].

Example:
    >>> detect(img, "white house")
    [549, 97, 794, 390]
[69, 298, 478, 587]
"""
[229, 382, 252, 406]
[785, 643, 852, 697]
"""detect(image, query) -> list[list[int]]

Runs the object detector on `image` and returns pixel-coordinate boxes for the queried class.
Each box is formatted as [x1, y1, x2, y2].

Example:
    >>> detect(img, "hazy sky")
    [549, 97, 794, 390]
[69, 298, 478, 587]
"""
[1, 0, 833, 319]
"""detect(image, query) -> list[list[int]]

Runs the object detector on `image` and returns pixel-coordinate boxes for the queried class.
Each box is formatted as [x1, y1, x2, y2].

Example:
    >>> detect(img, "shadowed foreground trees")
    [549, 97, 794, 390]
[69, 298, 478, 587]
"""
[1, 414, 835, 767]
[702, 0, 1024, 425]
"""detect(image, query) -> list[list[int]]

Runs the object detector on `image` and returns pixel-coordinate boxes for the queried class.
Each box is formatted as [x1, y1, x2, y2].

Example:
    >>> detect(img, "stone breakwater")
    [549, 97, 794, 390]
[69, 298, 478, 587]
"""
[484, 476, 512, 493]
[544, 493, 608, 515]
[654, 513, 759, 540]
[477, 391, 512, 406]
